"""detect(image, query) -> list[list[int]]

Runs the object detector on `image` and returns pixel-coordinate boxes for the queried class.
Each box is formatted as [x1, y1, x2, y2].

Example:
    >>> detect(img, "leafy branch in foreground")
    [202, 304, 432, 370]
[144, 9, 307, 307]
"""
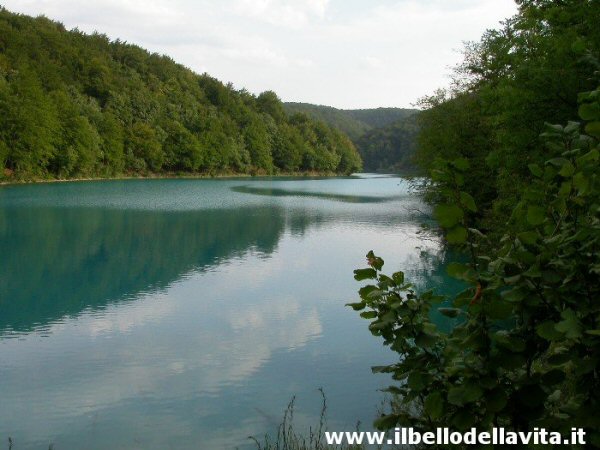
[350, 88, 600, 448]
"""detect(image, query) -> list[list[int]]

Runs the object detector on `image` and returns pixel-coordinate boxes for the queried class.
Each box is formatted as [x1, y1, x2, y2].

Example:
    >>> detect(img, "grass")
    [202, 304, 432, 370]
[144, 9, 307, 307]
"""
[248, 389, 367, 450]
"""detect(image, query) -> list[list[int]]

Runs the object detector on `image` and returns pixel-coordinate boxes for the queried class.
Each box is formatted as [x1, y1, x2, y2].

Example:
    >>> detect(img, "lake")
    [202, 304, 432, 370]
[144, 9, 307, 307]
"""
[0, 174, 453, 449]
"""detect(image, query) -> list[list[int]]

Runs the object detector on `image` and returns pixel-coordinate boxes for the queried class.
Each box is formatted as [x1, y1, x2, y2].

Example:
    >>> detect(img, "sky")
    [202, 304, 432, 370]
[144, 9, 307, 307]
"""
[2, 0, 518, 109]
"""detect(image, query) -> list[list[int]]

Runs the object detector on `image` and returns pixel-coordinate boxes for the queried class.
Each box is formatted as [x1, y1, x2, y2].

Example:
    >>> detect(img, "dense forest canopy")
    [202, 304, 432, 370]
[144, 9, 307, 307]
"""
[284, 102, 419, 172]
[415, 0, 600, 233]
[352, 0, 600, 444]
[283, 102, 372, 142]
[354, 114, 419, 172]
[0, 7, 362, 181]
[345, 107, 416, 129]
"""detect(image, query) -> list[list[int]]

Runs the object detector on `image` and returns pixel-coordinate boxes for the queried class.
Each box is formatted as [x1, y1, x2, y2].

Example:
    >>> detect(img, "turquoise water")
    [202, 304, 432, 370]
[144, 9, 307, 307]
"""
[0, 175, 451, 449]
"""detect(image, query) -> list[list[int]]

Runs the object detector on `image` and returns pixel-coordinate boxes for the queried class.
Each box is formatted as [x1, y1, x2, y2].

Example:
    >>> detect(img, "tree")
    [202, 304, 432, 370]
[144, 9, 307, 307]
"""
[256, 90, 286, 123]
[416, 0, 600, 233]
[0, 67, 57, 177]
[126, 122, 164, 172]
[352, 108, 600, 445]
[243, 117, 274, 173]
[0, 6, 362, 180]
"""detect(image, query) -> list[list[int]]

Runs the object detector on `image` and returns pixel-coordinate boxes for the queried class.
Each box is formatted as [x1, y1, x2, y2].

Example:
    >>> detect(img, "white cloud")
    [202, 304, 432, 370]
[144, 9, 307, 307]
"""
[0, 0, 517, 107]
[232, 0, 330, 27]
[359, 56, 384, 70]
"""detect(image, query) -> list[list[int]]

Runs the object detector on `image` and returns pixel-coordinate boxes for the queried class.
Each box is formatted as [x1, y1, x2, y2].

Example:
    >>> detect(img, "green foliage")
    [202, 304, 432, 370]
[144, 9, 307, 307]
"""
[416, 0, 600, 234]
[283, 103, 373, 142]
[354, 114, 419, 172]
[0, 7, 361, 181]
[284, 102, 419, 172]
[351, 112, 600, 446]
[345, 108, 417, 129]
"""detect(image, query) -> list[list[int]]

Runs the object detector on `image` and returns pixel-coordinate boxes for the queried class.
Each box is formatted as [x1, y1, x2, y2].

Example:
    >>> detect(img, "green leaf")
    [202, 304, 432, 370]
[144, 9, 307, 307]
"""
[453, 288, 474, 307]
[576, 148, 599, 165]
[502, 287, 526, 302]
[523, 264, 541, 278]
[586, 330, 600, 336]
[407, 372, 425, 391]
[446, 262, 472, 280]
[358, 285, 378, 300]
[447, 387, 465, 406]
[536, 321, 563, 341]
[579, 102, 600, 121]
[448, 384, 483, 406]
[558, 161, 575, 177]
[367, 289, 384, 299]
[564, 121, 580, 134]
[571, 39, 587, 55]
[371, 365, 393, 374]
[503, 274, 521, 284]
[415, 332, 437, 348]
[424, 392, 444, 419]
[360, 311, 377, 319]
[517, 231, 538, 245]
[494, 331, 526, 352]
[527, 205, 546, 226]
[373, 414, 399, 430]
[573, 172, 589, 193]
[460, 192, 477, 212]
[435, 204, 464, 228]
[463, 383, 484, 402]
[547, 157, 569, 167]
[369, 321, 389, 332]
[346, 302, 365, 311]
[585, 121, 600, 138]
[558, 180, 572, 197]
[544, 123, 563, 134]
[353, 268, 377, 281]
[452, 157, 470, 171]
[528, 164, 543, 177]
[392, 271, 404, 285]
[366, 250, 384, 270]
[446, 226, 468, 244]
[468, 228, 486, 239]
[555, 309, 582, 339]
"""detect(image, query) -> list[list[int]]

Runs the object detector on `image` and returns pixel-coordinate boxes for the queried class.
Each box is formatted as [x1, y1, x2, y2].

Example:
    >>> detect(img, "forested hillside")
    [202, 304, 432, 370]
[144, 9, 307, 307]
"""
[0, 8, 362, 181]
[345, 107, 416, 129]
[283, 102, 372, 141]
[284, 102, 419, 171]
[354, 114, 418, 172]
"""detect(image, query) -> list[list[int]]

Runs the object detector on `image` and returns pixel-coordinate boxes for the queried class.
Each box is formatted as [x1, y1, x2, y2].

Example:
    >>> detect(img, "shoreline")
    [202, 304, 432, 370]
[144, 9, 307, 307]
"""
[0, 170, 349, 187]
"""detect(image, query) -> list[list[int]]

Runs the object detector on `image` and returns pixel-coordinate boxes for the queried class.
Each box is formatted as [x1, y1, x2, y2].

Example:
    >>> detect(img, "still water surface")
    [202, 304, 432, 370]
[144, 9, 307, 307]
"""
[0, 175, 451, 449]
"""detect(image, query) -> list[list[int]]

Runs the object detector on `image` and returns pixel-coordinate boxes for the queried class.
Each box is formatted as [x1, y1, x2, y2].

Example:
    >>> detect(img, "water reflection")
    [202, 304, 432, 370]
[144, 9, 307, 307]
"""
[0, 178, 428, 334]
[0, 176, 445, 450]
[231, 185, 406, 203]
[0, 206, 289, 333]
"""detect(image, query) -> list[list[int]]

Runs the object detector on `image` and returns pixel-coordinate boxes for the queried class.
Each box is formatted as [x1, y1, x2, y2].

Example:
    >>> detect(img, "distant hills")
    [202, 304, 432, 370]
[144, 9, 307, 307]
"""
[284, 102, 420, 172]
[354, 114, 419, 173]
